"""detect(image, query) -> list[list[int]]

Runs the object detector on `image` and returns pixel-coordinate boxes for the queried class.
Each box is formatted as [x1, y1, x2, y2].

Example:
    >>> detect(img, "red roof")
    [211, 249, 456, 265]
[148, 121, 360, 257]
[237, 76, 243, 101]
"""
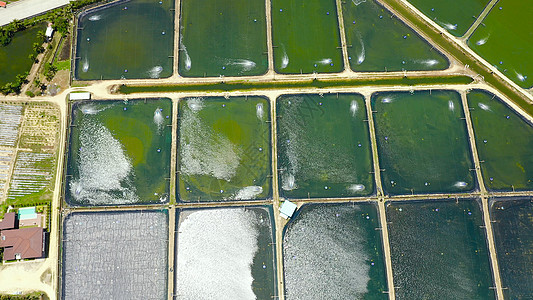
[0, 212, 15, 230]
[0, 2, 6, 7]
[0, 227, 44, 261]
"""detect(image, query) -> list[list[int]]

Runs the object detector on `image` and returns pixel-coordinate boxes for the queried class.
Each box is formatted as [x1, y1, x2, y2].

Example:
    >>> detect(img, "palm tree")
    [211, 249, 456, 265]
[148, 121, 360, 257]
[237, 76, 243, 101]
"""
[36, 30, 45, 42]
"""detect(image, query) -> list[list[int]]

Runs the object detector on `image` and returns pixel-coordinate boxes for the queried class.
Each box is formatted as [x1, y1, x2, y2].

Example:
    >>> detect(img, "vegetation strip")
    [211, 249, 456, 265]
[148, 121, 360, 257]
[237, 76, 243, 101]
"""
[118, 76, 473, 94]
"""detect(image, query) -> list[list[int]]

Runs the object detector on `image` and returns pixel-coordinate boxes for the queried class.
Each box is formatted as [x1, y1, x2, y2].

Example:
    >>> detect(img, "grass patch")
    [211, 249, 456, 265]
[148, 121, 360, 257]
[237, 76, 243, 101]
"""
[54, 60, 70, 71]
[119, 75, 473, 94]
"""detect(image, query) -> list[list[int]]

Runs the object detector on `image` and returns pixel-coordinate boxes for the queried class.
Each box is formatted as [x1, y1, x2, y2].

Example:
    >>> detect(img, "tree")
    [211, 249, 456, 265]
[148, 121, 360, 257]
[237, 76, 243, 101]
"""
[53, 17, 69, 35]
[36, 30, 46, 42]
[44, 63, 57, 81]
[32, 42, 44, 54]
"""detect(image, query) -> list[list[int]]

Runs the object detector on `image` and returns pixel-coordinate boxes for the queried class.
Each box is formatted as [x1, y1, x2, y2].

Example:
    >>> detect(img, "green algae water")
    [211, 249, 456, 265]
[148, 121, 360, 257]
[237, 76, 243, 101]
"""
[283, 203, 387, 299]
[341, 0, 448, 72]
[372, 90, 475, 195]
[468, 90, 533, 191]
[75, 0, 174, 80]
[178, 0, 267, 77]
[177, 96, 271, 202]
[66, 98, 172, 206]
[491, 197, 533, 299]
[387, 199, 495, 299]
[0, 24, 46, 85]
[407, 0, 490, 37]
[176, 206, 277, 299]
[271, 0, 343, 74]
[276, 93, 373, 199]
[468, 1, 533, 88]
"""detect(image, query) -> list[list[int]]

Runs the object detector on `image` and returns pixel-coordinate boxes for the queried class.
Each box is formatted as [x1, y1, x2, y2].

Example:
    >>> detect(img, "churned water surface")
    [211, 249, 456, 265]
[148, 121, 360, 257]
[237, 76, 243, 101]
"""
[283, 203, 387, 299]
[387, 200, 495, 299]
[175, 207, 276, 299]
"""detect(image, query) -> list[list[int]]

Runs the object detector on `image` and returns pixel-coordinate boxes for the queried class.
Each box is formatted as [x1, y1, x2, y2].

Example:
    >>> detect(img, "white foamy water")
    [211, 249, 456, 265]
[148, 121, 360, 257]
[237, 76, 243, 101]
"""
[82, 58, 89, 72]
[350, 100, 358, 117]
[356, 32, 365, 65]
[453, 181, 468, 188]
[187, 97, 204, 112]
[347, 184, 365, 193]
[284, 205, 371, 299]
[148, 66, 163, 78]
[515, 71, 526, 82]
[416, 59, 439, 67]
[448, 100, 455, 111]
[228, 59, 256, 72]
[80, 103, 109, 115]
[478, 102, 491, 111]
[88, 15, 101, 21]
[69, 120, 138, 204]
[176, 208, 260, 300]
[180, 102, 241, 181]
[153, 108, 164, 132]
[234, 186, 263, 200]
[282, 173, 297, 191]
[440, 22, 457, 30]
[281, 44, 289, 69]
[180, 36, 192, 71]
[381, 96, 394, 103]
[256, 103, 264, 120]
[317, 58, 333, 65]
[476, 35, 489, 46]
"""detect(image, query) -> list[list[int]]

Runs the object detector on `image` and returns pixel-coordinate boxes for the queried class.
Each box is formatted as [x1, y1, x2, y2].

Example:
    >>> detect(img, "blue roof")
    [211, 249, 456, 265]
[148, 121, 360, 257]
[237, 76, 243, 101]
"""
[280, 201, 297, 219]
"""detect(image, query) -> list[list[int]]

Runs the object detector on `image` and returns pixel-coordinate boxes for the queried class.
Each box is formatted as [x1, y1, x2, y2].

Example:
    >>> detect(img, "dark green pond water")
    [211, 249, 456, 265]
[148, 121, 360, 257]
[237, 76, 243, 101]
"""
[341, 0, 448, 72]
[75, 0, 174, 80]
[271, 0, 344, 74]
[66, 98, 172, 206]
[372, 90, 475, 195]
[283, 202, 387, 299]
[276, 93, 374, 198]
[468, 89, 533, 191]
[407, 0, 490, 37]
[176, 206, 277, 299]
[0, 24, 46, 85]
[387, 199, 495, 299]
[468, 0, 533, 88]
[491, 197, 533, 299]
[177, 96, 271, 202]
[178, 0, 268, 77]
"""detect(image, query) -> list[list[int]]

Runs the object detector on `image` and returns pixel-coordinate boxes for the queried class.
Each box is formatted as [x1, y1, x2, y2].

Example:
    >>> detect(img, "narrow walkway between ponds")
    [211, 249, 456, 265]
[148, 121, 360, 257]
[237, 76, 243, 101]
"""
[461, 0, 499, 42]
[461, 90, 504, 299]
[0, 0, 69, 26]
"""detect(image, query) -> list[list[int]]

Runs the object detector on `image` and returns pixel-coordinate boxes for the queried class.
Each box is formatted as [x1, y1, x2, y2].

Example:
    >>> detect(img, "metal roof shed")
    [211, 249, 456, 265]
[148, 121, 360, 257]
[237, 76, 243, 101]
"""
[69, 92, 91, 101]
[280, 200, 297, 219]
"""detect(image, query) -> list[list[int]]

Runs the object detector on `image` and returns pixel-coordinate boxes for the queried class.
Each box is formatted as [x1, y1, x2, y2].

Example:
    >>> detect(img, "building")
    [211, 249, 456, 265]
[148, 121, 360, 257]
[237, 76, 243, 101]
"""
[0, 227, 44, 261]
[0, 208, 45, 262]
[69, 92, 91, 101]
[45, 23, 54, 42]
[0, 212, 15, 230]
[280, 200, 297, 219]
[0, 2, 7, 8]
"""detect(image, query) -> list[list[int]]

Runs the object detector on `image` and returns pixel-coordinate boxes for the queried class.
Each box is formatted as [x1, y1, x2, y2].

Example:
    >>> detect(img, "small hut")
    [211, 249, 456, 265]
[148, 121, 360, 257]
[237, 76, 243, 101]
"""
[45, 23, 54, 41]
